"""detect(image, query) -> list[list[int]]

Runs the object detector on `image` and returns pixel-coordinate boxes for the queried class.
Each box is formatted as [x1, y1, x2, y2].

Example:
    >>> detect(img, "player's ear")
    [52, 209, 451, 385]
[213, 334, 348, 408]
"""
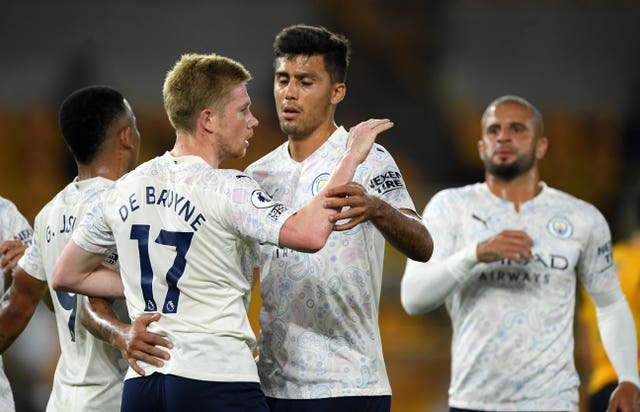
[535, 136, 548, 160]
[331, 83, 346, 105]
[200, 108, 217, 133]
[477, 138, 485, 157]
[118, 126, 134, 149]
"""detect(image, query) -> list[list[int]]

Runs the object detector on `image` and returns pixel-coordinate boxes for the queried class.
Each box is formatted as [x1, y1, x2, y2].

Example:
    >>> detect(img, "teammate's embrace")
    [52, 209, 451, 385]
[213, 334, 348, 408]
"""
[52, 53, 393, 411]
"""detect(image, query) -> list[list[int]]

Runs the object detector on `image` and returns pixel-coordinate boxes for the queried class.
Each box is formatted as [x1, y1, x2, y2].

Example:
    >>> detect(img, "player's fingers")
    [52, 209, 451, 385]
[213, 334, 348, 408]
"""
[136, 312, 161, 328]
[333, 215, 366, 231]
[0, 240, 21, 255]
[328, 207, 365, 223]
[140, 334, 173, 351]
[127, 358, 147, 376]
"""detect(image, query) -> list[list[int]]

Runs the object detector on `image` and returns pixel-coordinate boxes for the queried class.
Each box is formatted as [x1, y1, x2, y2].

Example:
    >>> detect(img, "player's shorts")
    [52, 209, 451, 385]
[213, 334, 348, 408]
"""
[121, 373, 269, 412]
[266, 395, 391, 412]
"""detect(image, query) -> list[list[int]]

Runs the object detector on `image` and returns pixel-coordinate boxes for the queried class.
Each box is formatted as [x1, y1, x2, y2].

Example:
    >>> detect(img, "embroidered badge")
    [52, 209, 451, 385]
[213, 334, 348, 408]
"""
[547, 216, 573, 239]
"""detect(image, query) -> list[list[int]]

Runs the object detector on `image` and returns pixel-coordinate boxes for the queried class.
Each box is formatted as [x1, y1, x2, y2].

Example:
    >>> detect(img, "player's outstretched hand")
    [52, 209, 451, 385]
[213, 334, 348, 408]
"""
[607, 381, 640, 412]
[0, 240, 28, 275]
[345, 118, 393, 164]
[122, 313, 173, 376]
[476, 230, 534, 264]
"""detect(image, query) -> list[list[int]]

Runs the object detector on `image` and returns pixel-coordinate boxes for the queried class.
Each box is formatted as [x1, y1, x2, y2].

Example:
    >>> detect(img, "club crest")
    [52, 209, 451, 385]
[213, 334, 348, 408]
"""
[547, 216, 573, 239]
[311, 173, 330, 195]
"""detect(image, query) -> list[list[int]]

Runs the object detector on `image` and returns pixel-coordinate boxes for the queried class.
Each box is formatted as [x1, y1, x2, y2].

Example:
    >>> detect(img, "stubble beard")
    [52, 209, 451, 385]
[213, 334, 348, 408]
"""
[483, 151, 536, 181]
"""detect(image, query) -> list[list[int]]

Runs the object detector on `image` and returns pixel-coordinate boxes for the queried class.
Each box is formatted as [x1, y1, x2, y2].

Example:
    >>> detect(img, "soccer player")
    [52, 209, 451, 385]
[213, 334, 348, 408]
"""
[244, 25, 432, 412]
[51, 53, 394, 412]
[401, 95, 640, 411]
[0, 196, 33, 412]
[0, 86, 171, 411]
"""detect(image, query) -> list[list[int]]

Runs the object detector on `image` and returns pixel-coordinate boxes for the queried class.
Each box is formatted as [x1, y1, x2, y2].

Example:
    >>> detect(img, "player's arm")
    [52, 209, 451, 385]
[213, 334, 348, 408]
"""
[80, 296, 172, 376]
[0, 267, 48, 352]
[51, 240, 124, 298]
[279, 119, 393, 251]
[589, 288, 640, 411]
[323, 182, 432, 262]
[401, 228, 533, 314]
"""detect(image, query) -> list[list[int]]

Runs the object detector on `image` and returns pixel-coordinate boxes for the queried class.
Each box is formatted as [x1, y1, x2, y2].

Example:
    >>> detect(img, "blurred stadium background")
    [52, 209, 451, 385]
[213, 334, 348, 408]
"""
[1, 1, 639, 411]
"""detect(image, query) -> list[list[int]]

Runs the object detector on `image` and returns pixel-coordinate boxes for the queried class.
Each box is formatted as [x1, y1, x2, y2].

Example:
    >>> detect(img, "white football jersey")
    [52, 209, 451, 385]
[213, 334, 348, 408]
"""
[18, 178, 128, 412]
[72, 152, 294, 382]
[245, 126, 416, 398]
[0, 196, 33, 412]
[421, 182, 619, 411]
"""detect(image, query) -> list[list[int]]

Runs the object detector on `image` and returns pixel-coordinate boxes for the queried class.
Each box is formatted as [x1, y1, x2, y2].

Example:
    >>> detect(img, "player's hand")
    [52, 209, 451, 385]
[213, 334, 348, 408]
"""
[607, 381, 640, 412]
[0, 240, 28, 275]
[121, 313, 173, 376]
[324, 182, 381, 231]
[476, 230, 533, 264]
[345, 118, 394, 164]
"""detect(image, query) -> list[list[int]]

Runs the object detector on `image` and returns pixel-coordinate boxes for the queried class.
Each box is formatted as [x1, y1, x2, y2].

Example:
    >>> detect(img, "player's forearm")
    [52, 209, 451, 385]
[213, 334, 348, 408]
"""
[280, 153, 360, 251]
[401, 244, 477, 314]
[372, 206, 433, 262]
[52, 241, 124, 299]
[80, 296, 127, 349]
[0, 286, 40, 352]
[595, 295, 640, 387]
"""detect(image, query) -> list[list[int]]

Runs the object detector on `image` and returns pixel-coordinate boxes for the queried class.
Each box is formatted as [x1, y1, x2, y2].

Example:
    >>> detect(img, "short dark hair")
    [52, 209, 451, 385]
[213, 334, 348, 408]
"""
[59, 86, 126, 164]
[273, 24, 351, 83]
[482, 95, 545, 137]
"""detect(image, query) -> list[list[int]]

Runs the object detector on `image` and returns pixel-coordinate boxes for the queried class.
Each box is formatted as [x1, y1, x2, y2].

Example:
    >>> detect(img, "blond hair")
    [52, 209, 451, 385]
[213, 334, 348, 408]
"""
[163, 53, 251, 132]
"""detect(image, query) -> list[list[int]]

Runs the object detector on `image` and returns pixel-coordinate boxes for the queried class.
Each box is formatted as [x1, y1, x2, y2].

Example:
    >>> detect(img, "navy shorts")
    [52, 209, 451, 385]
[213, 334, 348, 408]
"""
[121, 373, 269, 412]
[266, 395, 391, 412]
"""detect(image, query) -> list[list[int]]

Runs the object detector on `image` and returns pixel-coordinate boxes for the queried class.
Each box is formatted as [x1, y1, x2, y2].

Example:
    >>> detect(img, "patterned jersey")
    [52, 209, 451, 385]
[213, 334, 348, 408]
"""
[18, 178, 128, 412]
[579, 239, 640, 395]
[422, 182, 619, 411]
[0, 196, 33, 412]
[72, 152, 295, 382]
[245, 126, 415, 399]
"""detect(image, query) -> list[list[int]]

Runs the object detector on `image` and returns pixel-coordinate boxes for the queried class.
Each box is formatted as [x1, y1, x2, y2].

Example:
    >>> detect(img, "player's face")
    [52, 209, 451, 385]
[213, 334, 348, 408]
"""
[213, 83, 259, 161]
[478, 102, 546, 180]
[273, 55, 344, 139]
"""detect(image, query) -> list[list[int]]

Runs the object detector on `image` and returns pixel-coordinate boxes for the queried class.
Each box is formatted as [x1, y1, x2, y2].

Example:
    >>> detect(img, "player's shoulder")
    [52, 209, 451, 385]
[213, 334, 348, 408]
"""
[245, 142, 288, 173]
[431, 182, 485, 203]
[0, 195, 18, 213]
[543, 185, 604, 218]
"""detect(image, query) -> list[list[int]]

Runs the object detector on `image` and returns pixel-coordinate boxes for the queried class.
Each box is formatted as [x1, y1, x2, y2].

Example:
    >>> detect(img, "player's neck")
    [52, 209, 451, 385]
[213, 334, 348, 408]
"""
[171, 130, 221, 168]
[76, 159, 124, 182]
[485, 169, 542, 212]
[287, 122, 337, 162]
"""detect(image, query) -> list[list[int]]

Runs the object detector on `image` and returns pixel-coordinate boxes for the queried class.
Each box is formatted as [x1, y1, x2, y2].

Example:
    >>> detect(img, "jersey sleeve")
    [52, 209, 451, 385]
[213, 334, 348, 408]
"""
[17, 214, 46, 281]
[72, 188, 117, 255]
[220, 174, 295, 247]
[0, 197, 33, 245]
[362, 145, 416, 211]
[578, 205, 620, 296]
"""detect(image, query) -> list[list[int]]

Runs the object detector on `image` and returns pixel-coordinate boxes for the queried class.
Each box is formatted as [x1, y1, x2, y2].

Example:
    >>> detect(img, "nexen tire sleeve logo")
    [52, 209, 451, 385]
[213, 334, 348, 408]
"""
[368, 169, 405, 195]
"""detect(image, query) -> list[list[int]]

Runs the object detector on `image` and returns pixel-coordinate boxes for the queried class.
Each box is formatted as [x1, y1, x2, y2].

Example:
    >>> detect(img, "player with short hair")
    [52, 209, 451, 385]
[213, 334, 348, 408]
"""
[51, 53, 394, 411]
[0, 85, 170, 411]
[245, 24, 433, 412]
[401, 95, 640, 411]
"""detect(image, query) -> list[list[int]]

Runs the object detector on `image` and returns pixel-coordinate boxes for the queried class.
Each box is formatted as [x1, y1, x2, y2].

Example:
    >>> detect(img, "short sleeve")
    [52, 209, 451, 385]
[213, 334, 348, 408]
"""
[72, 188, 117, 255]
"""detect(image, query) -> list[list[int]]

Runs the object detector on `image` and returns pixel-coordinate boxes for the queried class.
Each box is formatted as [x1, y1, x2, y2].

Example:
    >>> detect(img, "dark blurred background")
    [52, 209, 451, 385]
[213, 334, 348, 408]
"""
[1, 1, 639, 411]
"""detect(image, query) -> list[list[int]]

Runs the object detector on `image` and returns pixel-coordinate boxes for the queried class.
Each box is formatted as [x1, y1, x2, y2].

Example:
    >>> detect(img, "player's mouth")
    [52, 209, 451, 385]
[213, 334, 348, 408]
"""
[282, 105, 301, 120]
[494, 147, 515, 160]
